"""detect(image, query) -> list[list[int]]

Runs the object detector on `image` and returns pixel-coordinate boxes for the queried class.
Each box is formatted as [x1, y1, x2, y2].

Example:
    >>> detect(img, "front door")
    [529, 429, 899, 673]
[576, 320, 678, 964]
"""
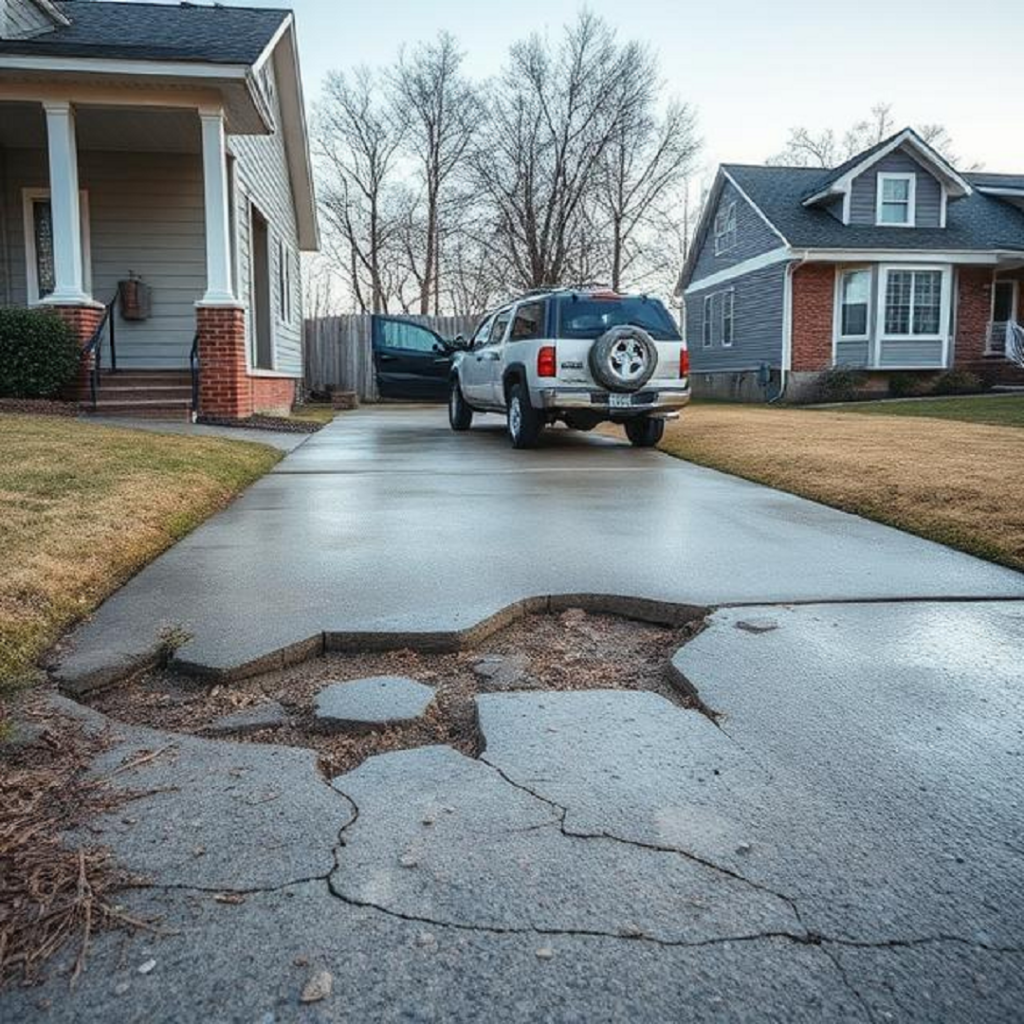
[990, 281, 1018, 356]
[371, 316, 451, 400]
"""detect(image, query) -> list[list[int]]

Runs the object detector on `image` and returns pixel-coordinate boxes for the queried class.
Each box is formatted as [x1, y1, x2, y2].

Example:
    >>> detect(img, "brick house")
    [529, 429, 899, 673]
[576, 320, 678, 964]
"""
[0, 0, 318, 418]
[675, 128, 1024, 401]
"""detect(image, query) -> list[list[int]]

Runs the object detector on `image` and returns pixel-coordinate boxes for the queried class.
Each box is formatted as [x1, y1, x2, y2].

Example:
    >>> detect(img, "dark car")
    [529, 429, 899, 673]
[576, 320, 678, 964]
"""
[371, 316, 464, 401]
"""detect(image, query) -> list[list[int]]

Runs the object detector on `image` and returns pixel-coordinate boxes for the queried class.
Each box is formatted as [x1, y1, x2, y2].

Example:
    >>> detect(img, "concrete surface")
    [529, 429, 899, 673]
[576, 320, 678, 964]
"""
[7, 601, 1022, 1021]
[314, 676, 436, 730]
[84, 415, 313, 451]
[55, 406, 1024, 685]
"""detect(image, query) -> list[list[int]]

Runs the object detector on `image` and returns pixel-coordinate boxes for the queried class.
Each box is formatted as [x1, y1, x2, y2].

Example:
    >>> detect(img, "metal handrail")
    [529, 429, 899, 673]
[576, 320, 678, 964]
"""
[1009, 323, 1024, 370]
[189, 331, 200, 417]
[79, 293, 117, 410]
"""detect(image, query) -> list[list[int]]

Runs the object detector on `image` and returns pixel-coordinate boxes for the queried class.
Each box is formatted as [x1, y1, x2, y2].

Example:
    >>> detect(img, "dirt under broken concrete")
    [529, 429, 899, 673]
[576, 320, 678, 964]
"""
[84, 610, 704, 776]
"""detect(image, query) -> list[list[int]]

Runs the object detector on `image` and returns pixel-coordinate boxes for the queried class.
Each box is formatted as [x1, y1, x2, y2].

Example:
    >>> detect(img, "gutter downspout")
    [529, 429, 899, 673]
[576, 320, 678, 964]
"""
[770, 251, 809, 403]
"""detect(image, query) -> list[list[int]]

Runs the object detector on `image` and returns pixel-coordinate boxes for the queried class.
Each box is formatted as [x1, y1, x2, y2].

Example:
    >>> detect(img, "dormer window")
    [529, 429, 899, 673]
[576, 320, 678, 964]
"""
[876, 173, 916, 227]
[714, 202, 737, 254]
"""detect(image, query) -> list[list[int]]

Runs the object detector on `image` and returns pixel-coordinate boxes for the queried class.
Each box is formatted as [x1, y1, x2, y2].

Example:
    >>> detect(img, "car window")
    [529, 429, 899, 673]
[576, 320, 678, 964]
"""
[471, 316, 493, 348]
[556, 295, 681, 341]
[510, 301, 546, 341]
[490, 312, 511, 346]
[380, 319, 442, 353]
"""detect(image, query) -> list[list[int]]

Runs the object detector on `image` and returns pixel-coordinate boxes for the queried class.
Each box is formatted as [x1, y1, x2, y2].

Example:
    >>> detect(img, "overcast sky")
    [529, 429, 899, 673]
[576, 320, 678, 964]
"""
[252, 0, 1024, 175]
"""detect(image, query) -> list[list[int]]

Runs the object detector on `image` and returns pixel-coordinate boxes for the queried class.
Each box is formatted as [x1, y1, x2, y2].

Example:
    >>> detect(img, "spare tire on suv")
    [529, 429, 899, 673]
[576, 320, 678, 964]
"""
[588, 325, 658, 393]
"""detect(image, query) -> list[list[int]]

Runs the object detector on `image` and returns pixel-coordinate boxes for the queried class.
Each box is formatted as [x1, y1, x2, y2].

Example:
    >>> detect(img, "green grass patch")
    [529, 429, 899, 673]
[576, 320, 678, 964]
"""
[823, 394, 1024, 428]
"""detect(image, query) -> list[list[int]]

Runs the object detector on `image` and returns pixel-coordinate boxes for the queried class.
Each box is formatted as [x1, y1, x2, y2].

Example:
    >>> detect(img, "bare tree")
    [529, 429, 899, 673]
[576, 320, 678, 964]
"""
[767, 102, 970, 168]
[598, 96, 700, 290]
[315, 68, 405, 313]
[468, 12, 649, 289]
[391, 32, 478, 314]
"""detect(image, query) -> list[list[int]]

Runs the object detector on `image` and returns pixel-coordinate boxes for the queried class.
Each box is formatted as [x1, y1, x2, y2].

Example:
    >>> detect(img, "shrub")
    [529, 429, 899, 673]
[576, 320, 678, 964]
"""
[814, 365, 866, 403]
[887, 373, 924, 399]
[0, 307, 81, 399]
[931, 370, 984, 396]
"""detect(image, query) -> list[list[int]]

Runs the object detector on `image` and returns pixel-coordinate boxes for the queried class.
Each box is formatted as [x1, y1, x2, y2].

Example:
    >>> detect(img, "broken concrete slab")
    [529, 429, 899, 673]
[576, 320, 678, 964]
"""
[472, 652, 536, 691]
[672, 600, 1024, 947]
[314, 676, 435, 731]
[330, 743, 798, 943]
[55, 700, 353, 891]
[203, 700, 291, 735]
[0, 882, 869, 1024]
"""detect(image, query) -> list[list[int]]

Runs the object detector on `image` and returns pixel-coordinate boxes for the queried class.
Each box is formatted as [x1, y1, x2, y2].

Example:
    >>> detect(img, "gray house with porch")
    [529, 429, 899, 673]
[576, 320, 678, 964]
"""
[0, 0, 318, 417]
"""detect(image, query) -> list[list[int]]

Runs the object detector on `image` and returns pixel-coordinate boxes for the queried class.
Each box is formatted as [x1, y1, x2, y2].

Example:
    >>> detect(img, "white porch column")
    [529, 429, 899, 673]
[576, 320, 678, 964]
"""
[42, 100, 92, 305]
[198, 108, 237, 305]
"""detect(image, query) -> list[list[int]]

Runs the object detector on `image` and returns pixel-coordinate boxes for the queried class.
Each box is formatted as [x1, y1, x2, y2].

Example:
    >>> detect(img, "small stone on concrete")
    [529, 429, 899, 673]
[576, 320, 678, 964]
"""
[299, 970, 333, 1004]
[735, 618, 779, 635]
[113, 982, 130, 996]
[137, 959, 156, 975]
[535, 946, 555, 960]
[204, 702, 291, 736]
[314, 677, 435, 731]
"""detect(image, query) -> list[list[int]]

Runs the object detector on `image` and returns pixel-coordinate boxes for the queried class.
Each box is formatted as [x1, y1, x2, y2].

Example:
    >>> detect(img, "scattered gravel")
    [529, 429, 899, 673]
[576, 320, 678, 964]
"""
[85, 610, 704, 776]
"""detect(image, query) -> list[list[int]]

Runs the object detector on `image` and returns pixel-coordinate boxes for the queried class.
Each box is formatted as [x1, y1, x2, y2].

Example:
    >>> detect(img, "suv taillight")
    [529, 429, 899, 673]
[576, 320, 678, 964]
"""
[537, 345, 557, 377]
[680, 348, 690, 378]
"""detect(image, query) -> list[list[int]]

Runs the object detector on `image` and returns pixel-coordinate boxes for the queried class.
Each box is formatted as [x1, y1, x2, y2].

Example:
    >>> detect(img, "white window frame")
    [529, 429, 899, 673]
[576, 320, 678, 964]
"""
[713, 201, 738, 255]
[22, 187, 92, 304]
[721, 289, 735, 347]
[876, 172, 916, 228]
[702, 295, 713, 347]
[876, 264, 952, 367]
[835, 267, 872, 342]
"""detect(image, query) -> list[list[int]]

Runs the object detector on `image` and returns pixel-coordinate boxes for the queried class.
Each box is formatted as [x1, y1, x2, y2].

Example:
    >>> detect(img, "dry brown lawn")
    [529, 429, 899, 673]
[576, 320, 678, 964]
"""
[657, 405, 1024, 572]
[0, 415, 280, 704]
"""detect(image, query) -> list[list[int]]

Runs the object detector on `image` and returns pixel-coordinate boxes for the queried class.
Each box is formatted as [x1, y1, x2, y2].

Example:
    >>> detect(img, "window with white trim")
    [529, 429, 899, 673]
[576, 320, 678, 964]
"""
[702, 295, 713, 347]
[22, 188, 91, 303]
[722, 290, 735, 347]
[839, 269, 870, 338]
[876, 173, 915, 226]
[713, 201, 737, 254]
[883, 269, 942, 337]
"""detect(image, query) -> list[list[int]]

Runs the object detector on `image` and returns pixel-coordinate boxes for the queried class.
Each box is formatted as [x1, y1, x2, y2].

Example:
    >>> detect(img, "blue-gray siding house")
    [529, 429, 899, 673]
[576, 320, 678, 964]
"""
[676, 128, 1024, 400]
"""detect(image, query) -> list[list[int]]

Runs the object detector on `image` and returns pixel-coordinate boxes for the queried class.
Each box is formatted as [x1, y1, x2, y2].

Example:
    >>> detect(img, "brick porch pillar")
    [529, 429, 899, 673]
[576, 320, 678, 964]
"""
[196, 305, 252, 419]
[791, 264, 836, 371]
[953, 267, 993, 368]
[51, 304, 106, 402]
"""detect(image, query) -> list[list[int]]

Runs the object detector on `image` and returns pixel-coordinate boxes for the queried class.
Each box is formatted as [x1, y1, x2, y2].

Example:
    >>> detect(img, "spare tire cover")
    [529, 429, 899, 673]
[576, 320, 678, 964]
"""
[588, 325, 659, 392]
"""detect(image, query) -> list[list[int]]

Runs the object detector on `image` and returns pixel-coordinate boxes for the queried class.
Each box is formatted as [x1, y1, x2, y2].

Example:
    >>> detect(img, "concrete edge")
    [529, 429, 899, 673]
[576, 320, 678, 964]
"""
[56, 593, 710, 697]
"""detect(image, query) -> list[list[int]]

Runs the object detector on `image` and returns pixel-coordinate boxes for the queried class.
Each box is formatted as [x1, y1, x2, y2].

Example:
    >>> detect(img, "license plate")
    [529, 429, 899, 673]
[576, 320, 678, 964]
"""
[608, 393, 632, 408]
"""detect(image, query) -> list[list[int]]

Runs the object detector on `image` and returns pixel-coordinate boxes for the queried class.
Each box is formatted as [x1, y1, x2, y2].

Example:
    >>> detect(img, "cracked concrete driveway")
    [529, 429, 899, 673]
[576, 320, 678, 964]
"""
[9, 407, 1024, 1022]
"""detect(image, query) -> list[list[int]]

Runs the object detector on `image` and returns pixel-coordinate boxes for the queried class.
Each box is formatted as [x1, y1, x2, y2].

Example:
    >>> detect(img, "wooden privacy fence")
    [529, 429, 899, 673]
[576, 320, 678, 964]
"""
[304, 313, 482, 401]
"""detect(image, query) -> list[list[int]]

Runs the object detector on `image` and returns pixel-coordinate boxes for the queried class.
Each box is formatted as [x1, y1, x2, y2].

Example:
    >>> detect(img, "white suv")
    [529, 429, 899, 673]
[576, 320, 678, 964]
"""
[448, 287, 690, 448]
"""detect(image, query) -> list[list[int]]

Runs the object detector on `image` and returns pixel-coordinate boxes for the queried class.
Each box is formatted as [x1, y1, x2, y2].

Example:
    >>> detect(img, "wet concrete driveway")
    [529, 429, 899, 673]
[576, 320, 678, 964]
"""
[56, 406, 1023, 685]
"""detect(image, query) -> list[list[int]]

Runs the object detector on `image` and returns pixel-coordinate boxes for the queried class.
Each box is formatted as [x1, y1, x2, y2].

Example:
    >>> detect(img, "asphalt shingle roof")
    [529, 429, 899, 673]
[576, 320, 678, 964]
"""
[0, 1, 288, 65]
[723, 163, 1024, 253]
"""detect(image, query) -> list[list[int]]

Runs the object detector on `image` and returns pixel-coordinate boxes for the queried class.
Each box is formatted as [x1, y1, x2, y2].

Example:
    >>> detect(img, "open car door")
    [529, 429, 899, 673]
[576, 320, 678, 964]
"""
[371, 316, 453, 401]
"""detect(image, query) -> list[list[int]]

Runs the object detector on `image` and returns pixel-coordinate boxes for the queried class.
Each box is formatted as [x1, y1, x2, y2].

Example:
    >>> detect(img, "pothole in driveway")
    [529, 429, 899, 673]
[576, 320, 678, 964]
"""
[82, 608, 708, 776]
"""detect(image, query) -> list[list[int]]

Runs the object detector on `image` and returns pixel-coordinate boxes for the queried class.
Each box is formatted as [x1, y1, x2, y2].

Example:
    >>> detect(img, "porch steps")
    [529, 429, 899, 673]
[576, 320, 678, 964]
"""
[81, 370, 194, 421]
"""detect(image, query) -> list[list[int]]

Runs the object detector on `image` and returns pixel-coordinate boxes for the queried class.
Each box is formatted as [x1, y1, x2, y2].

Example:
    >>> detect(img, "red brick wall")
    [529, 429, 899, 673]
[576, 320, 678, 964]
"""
[51, 304, 106, 401]
[953, 267, 993, 367]
[196, 306, 298, 419]
[251, 377, 296, 416]
[791, 264, 835, 372]
[196, 306, 252, 419]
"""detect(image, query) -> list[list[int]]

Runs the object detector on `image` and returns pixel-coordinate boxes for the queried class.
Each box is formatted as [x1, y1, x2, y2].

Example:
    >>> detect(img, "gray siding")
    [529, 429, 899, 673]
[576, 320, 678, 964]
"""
[686, 261, 788, 372]
[835, 339, 870, 365]
[878, 339, 944, 368]
[849, 148, 943, 228]
[228, 54, 303, 377]
[691, 179, 782, 282]
[2, 148, 205, 369]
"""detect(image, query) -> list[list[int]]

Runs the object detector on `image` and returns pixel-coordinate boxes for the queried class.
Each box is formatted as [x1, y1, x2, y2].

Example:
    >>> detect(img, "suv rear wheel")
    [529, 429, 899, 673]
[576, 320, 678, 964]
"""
[624, 416, 665, 448]
[507, 382, 544, 449]
[448, 378, 473, 431]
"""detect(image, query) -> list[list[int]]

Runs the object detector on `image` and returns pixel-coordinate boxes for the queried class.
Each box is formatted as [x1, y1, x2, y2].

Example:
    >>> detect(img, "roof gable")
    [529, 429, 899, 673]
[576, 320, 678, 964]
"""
[802, 127, 973, 209]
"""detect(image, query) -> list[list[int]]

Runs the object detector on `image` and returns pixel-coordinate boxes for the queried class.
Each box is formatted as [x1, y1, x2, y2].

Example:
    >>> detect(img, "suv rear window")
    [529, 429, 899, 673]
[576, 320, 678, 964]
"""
[556, 295, 680, 341]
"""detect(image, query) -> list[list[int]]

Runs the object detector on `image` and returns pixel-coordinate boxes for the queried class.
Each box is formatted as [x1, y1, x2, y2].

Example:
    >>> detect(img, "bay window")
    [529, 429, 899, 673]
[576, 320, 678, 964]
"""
[883, 269, 943, 338]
